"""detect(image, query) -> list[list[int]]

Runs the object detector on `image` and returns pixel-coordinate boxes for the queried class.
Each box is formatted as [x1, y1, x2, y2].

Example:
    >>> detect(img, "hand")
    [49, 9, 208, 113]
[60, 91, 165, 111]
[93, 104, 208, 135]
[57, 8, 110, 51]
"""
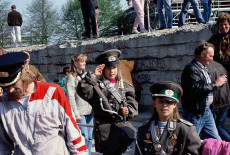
[127, 1, 131, 6]
[147, 0, 150, 4]
[76, 115, 82, 122]
[93, 64, 105, 77]
[216, 74, 227, 87]
[121, 107, 129, 116]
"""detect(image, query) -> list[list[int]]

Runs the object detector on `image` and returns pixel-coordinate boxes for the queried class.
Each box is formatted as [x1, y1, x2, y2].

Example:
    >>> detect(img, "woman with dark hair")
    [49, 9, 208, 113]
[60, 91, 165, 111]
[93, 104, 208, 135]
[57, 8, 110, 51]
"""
[135, 81, 201, 155]
[77, 49, 138, 155]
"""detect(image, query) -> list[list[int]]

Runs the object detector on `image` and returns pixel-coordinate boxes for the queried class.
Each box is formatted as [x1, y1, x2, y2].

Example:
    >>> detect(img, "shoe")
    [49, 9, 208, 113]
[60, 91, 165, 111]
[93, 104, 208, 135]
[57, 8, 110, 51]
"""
[140, 29, 148, 33]
[132, 29, 140, 34]
[82, 35, 90, 40]
[158, 27, 166, 30]
[18, 41, 22, 47]
[201, 22, 208, 24]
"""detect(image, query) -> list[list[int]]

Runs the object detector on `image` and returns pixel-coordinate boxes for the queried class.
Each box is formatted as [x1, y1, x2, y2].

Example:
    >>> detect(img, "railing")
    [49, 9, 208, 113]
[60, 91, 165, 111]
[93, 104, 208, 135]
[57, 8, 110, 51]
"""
[170, 0, 230, 26]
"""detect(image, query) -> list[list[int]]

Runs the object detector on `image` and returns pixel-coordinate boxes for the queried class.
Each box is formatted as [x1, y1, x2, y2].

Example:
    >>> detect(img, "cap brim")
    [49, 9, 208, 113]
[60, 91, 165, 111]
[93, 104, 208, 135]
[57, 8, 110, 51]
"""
[152, 94, 179, 103]
[105, 60, 120, 67]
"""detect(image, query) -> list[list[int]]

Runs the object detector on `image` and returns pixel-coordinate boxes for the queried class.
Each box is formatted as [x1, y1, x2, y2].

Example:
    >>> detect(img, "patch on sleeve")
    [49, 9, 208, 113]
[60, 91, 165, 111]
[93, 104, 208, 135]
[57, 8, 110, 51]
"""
[179, 119, 193, 126]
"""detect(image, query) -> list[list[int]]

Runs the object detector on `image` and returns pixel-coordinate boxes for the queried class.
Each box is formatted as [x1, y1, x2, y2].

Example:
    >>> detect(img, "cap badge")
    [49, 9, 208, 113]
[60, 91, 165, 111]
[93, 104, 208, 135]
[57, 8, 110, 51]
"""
[165, 89, 174, 97]
[108, 56, 116, 62]
[0, 72, 9, 78]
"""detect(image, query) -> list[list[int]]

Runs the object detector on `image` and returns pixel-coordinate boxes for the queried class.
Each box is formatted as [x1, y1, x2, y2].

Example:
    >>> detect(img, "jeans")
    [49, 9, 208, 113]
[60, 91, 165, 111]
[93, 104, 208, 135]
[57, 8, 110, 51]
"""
[79, 114, 94, 155]
[183, 108, 221, 140]
[201, 0, 212, 22]
[213, 107, 230, 142]
[10, 26, 21, 47]
[132, 0, 145, 30]
[157, 0, 173, 28]
[178, 0, 205, 27]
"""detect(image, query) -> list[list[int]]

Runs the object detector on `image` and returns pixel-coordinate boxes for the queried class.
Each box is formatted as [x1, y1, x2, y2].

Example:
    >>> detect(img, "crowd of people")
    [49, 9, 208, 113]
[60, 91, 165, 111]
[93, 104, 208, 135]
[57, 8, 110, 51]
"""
[1, 2, 230, 155]
[6, 0, 213, 45]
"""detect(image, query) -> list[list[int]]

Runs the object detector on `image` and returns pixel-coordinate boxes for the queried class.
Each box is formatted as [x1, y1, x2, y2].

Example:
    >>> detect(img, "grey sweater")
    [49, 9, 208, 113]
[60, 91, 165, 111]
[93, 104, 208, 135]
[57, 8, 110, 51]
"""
[66, 73, 92, 116]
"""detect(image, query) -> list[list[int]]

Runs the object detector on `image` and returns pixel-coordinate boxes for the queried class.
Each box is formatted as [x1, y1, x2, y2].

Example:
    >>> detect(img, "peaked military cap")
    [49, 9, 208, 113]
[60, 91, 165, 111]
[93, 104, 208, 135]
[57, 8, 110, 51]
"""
[0, 52, 28, 87]
[149, 81, 183, 103]
[95, 49, 121, 67]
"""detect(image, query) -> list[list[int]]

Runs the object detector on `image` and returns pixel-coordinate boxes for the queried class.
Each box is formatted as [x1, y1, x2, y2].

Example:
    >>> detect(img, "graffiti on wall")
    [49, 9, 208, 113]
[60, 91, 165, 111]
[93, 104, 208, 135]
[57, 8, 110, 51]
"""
[137, 59, 167, 70]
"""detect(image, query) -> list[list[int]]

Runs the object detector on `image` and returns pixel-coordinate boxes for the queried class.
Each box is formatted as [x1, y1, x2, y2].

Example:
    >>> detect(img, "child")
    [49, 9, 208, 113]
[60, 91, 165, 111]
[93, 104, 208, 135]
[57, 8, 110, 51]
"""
[58, 66, 70, 94]
[77, 49, 138, 155]
[135, 81, 201, 154]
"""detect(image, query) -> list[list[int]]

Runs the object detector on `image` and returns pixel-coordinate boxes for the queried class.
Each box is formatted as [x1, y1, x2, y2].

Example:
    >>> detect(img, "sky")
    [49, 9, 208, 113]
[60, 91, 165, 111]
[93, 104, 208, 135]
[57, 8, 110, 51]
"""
[8, 0, 67, 15]
[8, 0, 128, 15]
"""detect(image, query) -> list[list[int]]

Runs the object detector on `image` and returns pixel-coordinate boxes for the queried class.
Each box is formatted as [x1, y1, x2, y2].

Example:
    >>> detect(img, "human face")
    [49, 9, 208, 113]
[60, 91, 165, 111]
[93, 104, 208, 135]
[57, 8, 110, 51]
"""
[219, 20, 230, 34]
[76, 60, 86, 72]
[201, 47, 214, 66]
[0, 50, 3, 55]
[153, 98, 177, 122]
[5, 79, 24, 100]
[104, 65, 118, 80]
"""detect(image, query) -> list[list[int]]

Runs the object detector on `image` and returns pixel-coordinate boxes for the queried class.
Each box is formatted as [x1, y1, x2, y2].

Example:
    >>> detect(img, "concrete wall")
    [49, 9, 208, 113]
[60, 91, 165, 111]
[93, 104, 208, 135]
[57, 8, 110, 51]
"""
[5, 24, 216, 111]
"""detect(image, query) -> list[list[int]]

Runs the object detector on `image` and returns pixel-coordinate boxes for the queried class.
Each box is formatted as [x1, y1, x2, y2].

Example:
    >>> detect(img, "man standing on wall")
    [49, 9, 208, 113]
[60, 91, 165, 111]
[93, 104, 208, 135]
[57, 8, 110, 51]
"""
[178, 0, 205, 27]
[181, 41, 227, 140]
[80, 0, 97, 39]
[7, 5, 22, 47]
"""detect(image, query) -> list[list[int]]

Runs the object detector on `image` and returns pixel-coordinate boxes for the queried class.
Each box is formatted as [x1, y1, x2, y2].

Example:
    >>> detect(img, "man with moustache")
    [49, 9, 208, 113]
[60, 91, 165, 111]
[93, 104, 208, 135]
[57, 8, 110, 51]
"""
[0, 52, 88, 154]
[181, 41, 227, 140]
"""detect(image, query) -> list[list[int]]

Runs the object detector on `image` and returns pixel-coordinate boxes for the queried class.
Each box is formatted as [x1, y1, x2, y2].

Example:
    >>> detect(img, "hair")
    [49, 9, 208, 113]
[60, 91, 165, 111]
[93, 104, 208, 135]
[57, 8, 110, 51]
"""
[0, 47, 5, 55]
[101, 64, 121, 80]
[194, 41, 214, 56]
[217, 12, 230, 26]
[20, 65, 34, 84]
[70, 54, 87, 73]
[63, 66, 70, 74]
[11, 5, 16, 9]
[151, 97, 181, 121]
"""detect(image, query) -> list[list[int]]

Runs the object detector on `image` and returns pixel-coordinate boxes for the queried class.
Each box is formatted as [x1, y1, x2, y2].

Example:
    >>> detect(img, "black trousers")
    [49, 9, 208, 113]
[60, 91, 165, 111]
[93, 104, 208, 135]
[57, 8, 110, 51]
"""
[81, 0, 97, 36]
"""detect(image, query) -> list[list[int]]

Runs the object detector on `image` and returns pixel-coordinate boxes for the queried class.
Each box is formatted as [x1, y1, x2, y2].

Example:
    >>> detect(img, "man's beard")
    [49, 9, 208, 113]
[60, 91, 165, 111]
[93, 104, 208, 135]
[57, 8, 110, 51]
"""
[8, 88, 24, 100]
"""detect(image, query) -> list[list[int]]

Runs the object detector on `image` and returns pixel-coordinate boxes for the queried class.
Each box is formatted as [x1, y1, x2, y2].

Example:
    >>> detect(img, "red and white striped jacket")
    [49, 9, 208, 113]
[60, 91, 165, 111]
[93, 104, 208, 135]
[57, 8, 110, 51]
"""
[0, 81, 88, 154]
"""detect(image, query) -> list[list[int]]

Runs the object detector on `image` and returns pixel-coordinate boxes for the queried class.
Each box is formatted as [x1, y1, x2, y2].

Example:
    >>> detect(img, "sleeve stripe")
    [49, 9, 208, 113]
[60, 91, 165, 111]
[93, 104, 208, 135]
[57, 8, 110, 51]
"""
[72, 137, 82, 145]
[77, 145, 88, 152]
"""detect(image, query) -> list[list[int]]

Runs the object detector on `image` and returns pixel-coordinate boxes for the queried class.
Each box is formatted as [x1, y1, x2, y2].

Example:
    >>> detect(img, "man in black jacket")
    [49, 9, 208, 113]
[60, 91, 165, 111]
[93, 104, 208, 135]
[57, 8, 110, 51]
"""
[7, 5, 22, 47]
[181, 41, 227, 140]
[207, 61, 230, 142]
